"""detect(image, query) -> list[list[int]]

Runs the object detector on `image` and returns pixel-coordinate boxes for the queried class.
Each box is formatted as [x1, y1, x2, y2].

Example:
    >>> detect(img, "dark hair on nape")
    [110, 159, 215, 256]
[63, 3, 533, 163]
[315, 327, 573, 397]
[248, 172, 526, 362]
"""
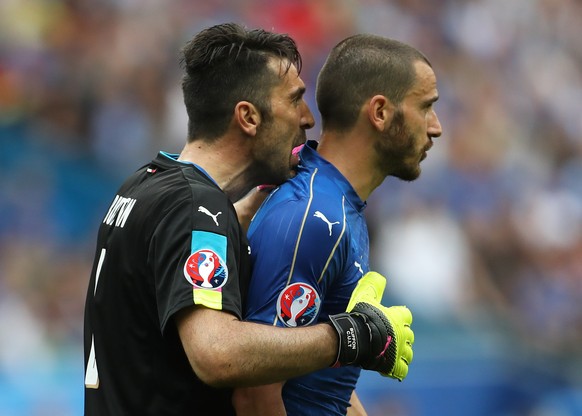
[180, 22, 302, 141]
[316, 34, 431, 132]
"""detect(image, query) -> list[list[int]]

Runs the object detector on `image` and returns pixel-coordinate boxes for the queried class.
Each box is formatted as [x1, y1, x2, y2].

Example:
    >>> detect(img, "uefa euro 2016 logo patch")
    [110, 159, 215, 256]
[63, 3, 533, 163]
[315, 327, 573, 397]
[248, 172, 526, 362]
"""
[183, 250, 228, 289]
[277, 282, 321, 327]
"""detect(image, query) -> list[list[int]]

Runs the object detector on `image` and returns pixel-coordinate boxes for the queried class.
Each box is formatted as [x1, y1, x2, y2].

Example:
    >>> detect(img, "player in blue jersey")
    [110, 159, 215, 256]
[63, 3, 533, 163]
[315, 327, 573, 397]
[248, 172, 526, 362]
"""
[233, 34, 442, 415]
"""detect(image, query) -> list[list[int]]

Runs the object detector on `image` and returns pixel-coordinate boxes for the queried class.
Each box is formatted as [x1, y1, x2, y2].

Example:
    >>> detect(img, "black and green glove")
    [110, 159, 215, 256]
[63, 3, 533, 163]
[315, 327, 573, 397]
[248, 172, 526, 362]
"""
[328, 271, 414, 381]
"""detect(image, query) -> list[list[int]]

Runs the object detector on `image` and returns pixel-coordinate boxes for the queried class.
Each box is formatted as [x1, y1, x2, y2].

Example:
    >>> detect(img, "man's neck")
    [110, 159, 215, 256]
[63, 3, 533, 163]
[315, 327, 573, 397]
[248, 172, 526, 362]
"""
[317, 132, 383, 202]
[179, 138, 253, 202]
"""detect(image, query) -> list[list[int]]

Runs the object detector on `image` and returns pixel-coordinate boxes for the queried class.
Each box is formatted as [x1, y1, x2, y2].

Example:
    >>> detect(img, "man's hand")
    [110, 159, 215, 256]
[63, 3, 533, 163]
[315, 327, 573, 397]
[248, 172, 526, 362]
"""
[234, 186, 274, 232]
[328, 272, 414, 381]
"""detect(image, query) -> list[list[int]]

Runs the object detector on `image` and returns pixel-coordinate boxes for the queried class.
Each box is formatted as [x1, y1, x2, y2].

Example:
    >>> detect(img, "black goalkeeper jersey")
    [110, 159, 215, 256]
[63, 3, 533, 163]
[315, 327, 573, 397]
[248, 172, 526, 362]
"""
[83, 152, 250, 415]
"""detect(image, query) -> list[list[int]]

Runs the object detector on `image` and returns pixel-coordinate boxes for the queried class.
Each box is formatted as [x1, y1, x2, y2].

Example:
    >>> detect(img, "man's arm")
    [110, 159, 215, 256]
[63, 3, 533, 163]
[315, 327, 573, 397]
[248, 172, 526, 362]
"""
[232, 384, 367, 415]
[233, 186, 273, 232]
[176, 272, 414, 387]
[232, 382, 285, 415]
[175, 307, 337, 387]
[347, 391, 368, 416]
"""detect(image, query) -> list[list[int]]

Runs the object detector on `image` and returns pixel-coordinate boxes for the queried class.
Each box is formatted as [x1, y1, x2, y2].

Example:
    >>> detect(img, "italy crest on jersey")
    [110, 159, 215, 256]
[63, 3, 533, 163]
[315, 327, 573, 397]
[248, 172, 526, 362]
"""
[276, 282, 321, 327]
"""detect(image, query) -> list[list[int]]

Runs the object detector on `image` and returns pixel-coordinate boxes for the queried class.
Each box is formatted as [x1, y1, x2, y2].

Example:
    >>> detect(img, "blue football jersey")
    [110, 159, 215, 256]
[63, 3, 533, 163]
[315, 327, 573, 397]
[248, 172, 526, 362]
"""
[245, 140, 370, 415]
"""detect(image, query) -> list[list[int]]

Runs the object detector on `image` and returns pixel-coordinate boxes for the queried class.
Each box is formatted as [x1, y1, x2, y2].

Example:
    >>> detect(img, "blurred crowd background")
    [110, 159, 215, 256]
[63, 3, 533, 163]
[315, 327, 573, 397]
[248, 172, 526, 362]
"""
[1, 0, 581, 415]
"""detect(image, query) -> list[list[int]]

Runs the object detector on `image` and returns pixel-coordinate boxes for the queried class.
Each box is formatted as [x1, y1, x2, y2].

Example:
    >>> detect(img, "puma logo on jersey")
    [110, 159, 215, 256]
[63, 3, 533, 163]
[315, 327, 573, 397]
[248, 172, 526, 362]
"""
[314, 211, 339, 236]
[198, 206, 222, 226]
[103, 195, 136, 228]
[354, 261, 364, 275]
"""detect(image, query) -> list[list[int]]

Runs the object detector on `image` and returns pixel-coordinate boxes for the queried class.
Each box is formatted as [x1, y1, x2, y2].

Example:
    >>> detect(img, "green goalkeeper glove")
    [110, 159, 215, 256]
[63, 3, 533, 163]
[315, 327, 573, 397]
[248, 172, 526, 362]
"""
[328, 271, 414, 381]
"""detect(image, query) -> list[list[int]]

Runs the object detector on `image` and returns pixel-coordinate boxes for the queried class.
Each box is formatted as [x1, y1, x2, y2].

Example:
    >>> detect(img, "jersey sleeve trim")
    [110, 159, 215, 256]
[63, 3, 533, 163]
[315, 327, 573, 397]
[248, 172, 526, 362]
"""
[286, 169, 348, 286]
[286, 168, 318, 286]
[317, 195, 347, 284]
[193, 289, 222, 310]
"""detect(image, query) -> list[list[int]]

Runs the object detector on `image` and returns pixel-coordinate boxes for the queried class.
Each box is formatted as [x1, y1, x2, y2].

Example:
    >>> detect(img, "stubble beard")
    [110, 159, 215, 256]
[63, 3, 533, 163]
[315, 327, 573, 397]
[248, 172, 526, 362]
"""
[380, 110, 421, 182]
[254, 124, 301, 187]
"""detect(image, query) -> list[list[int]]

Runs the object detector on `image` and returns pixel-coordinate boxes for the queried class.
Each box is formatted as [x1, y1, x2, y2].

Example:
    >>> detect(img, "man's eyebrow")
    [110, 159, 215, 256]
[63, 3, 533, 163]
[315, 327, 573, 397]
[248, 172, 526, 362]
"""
[290, 86, 306, 100]
[424, 94, 439, 106]
[427, 94, 439, 104]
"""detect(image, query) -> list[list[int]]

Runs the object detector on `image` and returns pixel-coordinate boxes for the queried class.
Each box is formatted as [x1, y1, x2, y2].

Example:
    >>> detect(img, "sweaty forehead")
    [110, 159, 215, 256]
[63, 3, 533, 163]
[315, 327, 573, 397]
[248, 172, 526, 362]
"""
[267, 56, 296, 76]
[267, 58, 304, 91]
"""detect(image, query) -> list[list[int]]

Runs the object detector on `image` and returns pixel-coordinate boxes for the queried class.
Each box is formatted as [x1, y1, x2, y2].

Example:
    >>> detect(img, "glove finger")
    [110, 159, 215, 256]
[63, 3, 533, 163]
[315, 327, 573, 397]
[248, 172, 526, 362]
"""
[404, 326, 415, 346]
[391, 305, 412, 325]
[347, 272, 387, 312]
[401, 344, 413, 365]
[391, 359, 409, 381]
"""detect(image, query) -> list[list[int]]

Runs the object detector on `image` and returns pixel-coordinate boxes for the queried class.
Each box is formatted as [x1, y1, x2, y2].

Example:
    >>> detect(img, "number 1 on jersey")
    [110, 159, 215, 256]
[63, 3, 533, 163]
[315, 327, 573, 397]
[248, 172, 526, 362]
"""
[85, 248, 106, 389]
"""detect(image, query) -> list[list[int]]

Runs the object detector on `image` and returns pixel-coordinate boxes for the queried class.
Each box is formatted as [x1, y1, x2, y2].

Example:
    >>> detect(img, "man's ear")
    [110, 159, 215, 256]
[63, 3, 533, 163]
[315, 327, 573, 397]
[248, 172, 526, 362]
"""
[234, 101, 261, 136]
[367, 95, 395, 132]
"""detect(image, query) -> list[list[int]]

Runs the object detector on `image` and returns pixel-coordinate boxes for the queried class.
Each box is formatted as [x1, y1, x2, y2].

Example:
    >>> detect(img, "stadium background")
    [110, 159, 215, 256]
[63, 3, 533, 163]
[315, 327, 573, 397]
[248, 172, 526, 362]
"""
[1, 0, 581, 414]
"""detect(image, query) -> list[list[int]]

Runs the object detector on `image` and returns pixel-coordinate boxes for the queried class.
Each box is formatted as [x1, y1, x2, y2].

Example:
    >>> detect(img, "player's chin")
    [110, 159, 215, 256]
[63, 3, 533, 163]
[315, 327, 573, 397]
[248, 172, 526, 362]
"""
[269, 166, 295, 184]
[394, 164, 421, 182]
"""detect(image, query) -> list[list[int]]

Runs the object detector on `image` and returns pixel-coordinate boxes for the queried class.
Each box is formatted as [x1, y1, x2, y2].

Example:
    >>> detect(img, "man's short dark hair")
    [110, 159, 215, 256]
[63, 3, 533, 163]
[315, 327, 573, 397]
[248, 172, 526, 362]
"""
[180, 22, 302, 141]
[316, 34, 431, 132]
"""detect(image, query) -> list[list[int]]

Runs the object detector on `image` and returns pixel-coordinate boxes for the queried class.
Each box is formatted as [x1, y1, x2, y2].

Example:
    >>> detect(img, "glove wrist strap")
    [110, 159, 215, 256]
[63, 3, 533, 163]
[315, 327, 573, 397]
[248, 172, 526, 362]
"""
[328, 313, 369, 367]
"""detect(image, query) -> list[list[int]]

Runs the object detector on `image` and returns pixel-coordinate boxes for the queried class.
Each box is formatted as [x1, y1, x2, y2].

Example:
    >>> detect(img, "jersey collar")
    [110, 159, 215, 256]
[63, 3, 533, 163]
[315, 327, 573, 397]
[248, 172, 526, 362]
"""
[299, 141, 366, 212]
[156, 151, 218, 186]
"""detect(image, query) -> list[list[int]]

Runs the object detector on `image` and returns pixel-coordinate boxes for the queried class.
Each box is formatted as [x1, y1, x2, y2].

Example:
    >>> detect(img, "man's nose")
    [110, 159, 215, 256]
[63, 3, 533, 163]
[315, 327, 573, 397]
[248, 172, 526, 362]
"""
[428, 110, 442, 138]
[301, 101, 315, 130]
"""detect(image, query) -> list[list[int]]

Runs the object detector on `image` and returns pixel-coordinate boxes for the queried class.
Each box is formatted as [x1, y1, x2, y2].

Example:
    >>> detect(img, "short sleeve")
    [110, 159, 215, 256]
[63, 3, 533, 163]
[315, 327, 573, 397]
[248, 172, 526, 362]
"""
[152, 187, 247, 332]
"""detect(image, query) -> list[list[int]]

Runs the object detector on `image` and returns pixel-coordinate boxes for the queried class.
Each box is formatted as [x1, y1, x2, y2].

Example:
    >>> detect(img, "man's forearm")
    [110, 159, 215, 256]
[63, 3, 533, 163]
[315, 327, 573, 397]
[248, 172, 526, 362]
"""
[176, 307, 337, 387]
